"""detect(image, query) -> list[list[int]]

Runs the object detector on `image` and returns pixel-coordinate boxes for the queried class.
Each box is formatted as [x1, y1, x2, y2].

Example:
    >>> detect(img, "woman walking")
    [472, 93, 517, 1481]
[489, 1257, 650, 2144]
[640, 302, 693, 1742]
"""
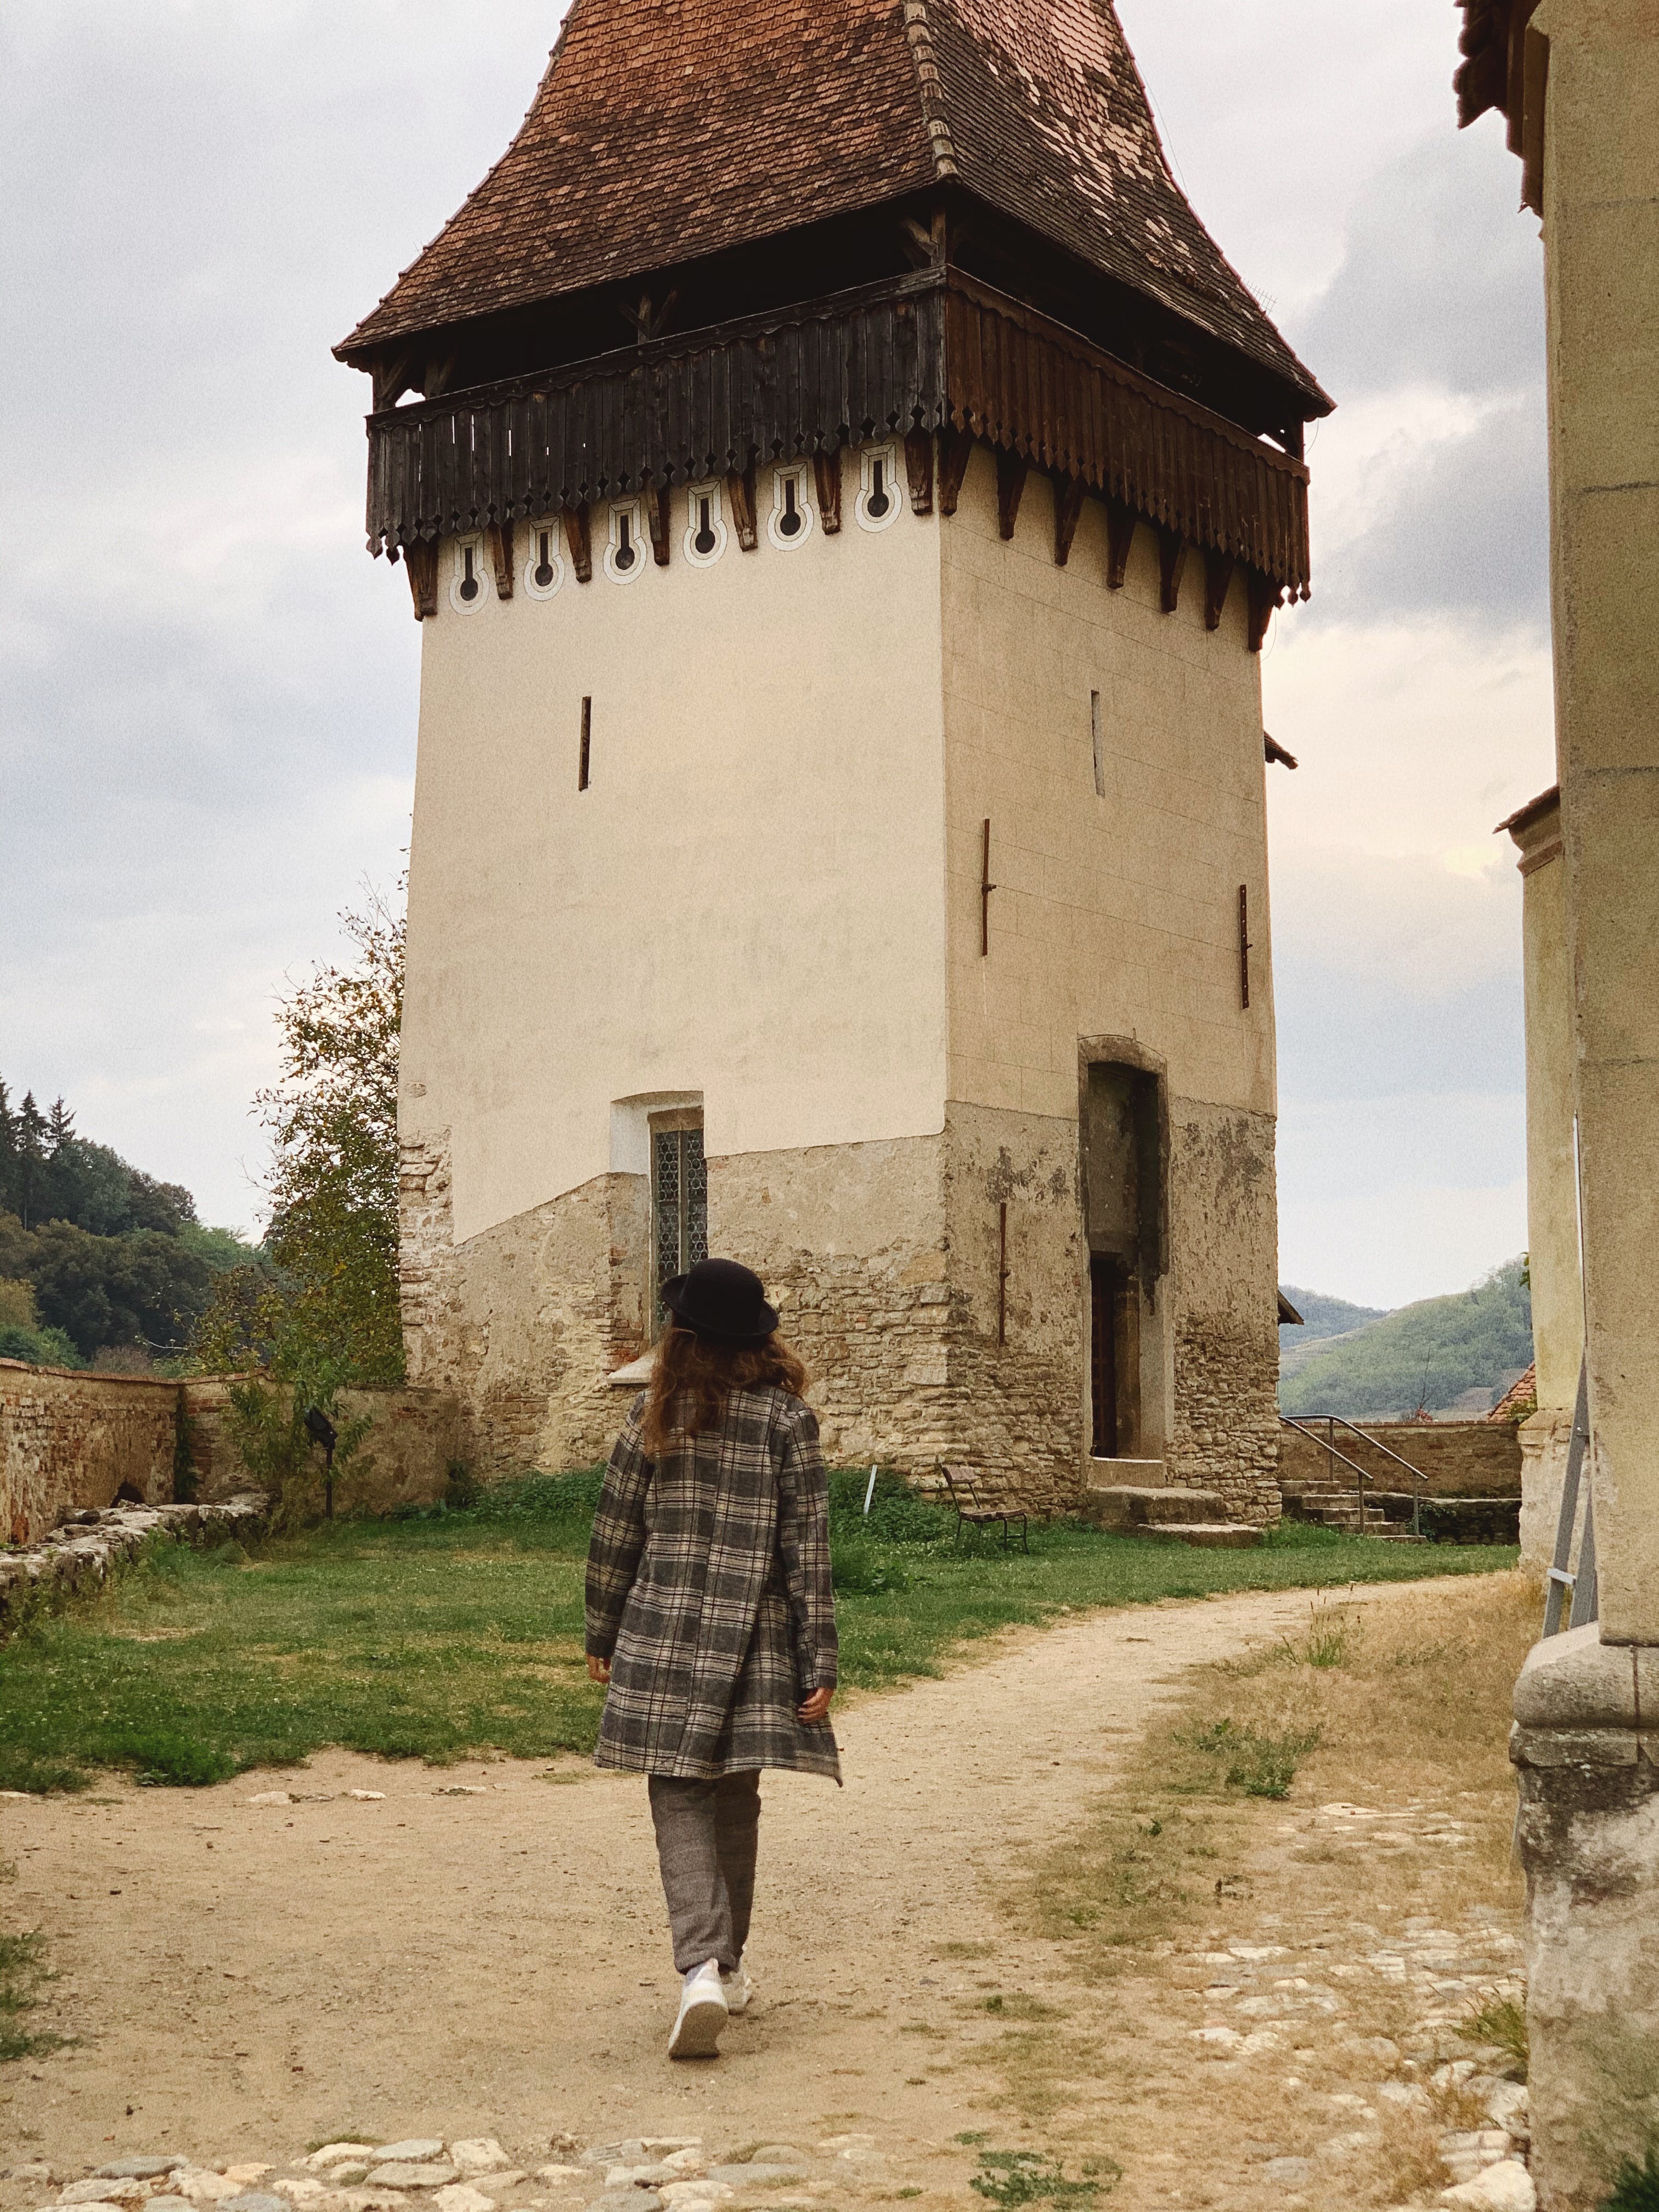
[585, 1257, 840, 2059]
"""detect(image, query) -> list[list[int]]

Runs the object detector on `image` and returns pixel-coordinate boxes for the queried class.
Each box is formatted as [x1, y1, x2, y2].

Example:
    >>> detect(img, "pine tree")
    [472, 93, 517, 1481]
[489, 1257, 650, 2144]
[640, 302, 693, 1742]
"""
[0, 1077, 16, 1218]
[14, 1092, 48, 1229]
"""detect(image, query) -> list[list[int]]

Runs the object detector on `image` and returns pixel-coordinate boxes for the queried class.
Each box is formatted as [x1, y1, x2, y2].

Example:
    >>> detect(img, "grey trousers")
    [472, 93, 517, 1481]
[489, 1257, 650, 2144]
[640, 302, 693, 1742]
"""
[647, 1770, 761, 1974]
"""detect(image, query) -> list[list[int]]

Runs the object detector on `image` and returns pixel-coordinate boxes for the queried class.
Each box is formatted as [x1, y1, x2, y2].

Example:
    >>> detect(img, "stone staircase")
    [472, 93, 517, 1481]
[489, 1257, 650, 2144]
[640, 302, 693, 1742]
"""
[1280, 1477, 1426, 1540]
[1080, 1483, 1261, 1549]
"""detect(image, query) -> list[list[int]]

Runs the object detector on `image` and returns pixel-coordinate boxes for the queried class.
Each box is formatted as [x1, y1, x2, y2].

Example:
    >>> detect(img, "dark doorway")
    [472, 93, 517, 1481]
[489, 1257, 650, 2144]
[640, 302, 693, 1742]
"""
[1090, 1254, 1124, 1458]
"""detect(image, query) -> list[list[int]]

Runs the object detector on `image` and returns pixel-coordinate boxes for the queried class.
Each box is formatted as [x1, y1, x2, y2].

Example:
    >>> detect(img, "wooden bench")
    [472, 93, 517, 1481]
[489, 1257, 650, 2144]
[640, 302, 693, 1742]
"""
[937, 1463, 1030, 1553]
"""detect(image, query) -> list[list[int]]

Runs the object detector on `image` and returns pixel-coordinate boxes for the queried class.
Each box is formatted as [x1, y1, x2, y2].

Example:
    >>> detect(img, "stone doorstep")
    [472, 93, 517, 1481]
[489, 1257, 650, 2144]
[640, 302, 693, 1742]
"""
[1144, 1522, 1263, 1550]
[1079, 1483, 1226, 1529]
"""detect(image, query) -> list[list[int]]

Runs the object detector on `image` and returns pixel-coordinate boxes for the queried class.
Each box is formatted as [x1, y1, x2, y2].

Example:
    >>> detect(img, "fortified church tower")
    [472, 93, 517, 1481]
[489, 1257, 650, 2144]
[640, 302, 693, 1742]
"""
[337, 0, 1329, 1513]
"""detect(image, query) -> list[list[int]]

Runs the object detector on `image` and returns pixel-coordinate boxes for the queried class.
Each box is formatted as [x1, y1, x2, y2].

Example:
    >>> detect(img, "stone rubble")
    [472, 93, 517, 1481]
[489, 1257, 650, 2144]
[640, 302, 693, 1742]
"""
[0, 1496, 268, 1635]
[9, 2132, 909, 2212]
[1173, 1825, 1534, 2209]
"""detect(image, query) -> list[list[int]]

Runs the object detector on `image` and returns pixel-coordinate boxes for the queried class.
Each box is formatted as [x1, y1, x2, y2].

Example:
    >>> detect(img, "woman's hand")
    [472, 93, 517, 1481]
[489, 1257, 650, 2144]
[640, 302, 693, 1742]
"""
[797, 1685, 833, 1725]
[587, 1654, 611, 1684]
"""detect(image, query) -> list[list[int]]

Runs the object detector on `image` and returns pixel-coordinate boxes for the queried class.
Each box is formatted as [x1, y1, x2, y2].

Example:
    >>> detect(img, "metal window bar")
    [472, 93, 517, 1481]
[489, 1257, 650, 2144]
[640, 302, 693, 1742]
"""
[652, 1124, 709, 1327]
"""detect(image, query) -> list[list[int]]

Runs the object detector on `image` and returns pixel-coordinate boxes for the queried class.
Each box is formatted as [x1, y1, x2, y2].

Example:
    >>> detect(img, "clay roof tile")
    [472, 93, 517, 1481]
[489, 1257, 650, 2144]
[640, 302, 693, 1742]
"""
[338, 0, 1321, 406]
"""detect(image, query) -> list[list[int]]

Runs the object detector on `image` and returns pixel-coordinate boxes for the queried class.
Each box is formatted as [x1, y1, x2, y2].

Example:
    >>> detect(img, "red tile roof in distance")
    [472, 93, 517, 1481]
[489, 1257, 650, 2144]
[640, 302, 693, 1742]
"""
[339, 0, 1320, 406]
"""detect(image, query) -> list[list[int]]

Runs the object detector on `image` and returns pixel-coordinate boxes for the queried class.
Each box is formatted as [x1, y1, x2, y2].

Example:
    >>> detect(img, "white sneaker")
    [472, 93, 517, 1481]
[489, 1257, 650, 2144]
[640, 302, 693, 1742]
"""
[721, 1956, 754, 2015]
[668, 1959, 727, 2058]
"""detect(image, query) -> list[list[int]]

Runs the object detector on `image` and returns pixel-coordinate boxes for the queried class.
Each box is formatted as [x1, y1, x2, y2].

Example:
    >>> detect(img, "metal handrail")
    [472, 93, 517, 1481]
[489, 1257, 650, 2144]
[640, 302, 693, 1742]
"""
[1279, 1413, 1426, 1538]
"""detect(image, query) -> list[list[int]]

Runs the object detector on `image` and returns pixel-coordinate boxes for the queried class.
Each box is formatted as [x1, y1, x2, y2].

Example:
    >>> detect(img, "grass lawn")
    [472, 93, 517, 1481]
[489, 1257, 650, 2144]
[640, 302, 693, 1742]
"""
[0, 1471, 1517, 1793]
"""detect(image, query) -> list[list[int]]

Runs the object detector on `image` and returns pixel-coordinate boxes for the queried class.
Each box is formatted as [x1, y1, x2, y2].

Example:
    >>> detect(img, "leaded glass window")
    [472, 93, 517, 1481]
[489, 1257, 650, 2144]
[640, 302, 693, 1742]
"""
[652, 1120, 707, 1328]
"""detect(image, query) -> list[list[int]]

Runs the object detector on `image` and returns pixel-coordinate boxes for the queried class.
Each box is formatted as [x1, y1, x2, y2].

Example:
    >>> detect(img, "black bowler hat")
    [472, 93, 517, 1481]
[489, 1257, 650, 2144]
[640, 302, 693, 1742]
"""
[662, 1257, 780, 1345]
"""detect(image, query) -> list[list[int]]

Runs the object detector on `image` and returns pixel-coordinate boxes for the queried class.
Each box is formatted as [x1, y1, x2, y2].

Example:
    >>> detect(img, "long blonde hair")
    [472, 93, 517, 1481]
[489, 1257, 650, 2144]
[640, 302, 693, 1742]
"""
[640, 1324, 809, 1457]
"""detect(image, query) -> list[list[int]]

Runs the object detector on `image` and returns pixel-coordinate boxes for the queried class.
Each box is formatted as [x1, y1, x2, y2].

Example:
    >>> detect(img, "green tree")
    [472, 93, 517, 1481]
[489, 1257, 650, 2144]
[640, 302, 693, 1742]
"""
[195, 882, 405, 1383]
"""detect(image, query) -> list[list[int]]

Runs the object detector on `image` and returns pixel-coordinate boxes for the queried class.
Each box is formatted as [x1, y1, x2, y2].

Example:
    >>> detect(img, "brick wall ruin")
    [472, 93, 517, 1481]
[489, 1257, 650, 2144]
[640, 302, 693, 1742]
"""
[2, 1358, 458, 1546]
[1, 1362, 179, 1545]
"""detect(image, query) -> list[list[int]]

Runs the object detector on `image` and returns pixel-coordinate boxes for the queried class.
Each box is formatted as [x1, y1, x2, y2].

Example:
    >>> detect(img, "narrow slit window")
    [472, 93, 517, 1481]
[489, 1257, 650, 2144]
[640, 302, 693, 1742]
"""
[579, 697, 591, 791]
[615, 512, 635, 571]
[780, 478, 802, 536]
[459, 544, 479, 602]
[867, 454, 890, 519]
[534, 530, 555, 589]
[1091, 690, 1105, 798]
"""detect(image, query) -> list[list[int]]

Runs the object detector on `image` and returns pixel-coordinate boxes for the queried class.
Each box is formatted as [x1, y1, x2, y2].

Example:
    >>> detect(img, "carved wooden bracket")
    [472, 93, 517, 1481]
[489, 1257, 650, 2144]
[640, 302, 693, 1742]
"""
[404, 538, 438, 620]
[1053, 474, 1086, 566]
[486, 519, 515, 601]
[727, 458, 758, 550]
[1204, 549, 1236, 631]
[1104, 499, 1136, 589]
[812, 444, 843, 534]
[904, 426, 935, 515]
[1247, 571, 1281, 653]
[647, 483, 672, 566]
[564, 504, 592, 583]
[1158, 527, 1187, 614]
[938, 428, 974, 517]
[995, 448, 1029, 540]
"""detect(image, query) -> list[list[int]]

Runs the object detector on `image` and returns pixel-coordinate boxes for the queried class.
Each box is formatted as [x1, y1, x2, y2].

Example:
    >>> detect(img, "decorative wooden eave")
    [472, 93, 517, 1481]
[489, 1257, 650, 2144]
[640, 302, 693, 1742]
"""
[1455, 0, 1550, 214]
[363, 268, 1312, 619]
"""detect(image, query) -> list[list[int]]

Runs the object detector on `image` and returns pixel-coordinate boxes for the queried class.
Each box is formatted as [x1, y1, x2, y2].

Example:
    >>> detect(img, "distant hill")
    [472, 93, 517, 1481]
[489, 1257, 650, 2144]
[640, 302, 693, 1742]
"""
[1278, 1259, 1533, 1421]
[1278, 1285, 1391, 1380]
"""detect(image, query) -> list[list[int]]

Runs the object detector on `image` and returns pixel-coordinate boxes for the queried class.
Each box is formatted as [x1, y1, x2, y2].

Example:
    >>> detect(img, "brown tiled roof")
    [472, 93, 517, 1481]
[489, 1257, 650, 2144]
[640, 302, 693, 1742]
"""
[1494, 782, 1559, 839]
[338, 0, 1322, 406]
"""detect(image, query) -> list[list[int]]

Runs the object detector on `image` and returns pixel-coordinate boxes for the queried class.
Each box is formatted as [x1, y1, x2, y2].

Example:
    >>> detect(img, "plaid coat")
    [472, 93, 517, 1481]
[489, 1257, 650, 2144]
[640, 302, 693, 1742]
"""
[584, 1385, 841, 1782]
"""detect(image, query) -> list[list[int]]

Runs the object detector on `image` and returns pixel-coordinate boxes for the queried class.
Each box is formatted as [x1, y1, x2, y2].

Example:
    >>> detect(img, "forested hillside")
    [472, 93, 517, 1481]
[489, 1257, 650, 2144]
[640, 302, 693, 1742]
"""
[1278, 1285, 1392, 1381]
[1278, 1258, 1534, 1420]
[0, 1082, 254, 1368]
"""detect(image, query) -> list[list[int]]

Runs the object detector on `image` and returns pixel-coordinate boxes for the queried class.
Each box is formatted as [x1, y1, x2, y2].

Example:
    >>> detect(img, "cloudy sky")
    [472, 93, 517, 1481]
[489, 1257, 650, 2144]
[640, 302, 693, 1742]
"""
[0, 0, 1553, 1309]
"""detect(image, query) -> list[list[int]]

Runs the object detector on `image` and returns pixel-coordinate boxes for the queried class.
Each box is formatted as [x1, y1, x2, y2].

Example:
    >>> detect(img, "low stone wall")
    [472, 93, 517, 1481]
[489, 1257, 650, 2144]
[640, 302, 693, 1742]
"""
[2, 1362, 460, 1547]
[1, 1361, 180, 1545]
[0, 1495, 268, 1636]
[181, 1380, 460, 1516]
[1279, 1418, 1522, 1501]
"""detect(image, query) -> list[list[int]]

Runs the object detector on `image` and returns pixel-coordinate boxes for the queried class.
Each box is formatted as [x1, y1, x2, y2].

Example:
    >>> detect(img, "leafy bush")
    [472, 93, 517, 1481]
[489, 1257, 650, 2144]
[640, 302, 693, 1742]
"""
[0, 1318, 84, 1369]
[828, 1468, 955, 1545]
[226, 1372, 374, 1528]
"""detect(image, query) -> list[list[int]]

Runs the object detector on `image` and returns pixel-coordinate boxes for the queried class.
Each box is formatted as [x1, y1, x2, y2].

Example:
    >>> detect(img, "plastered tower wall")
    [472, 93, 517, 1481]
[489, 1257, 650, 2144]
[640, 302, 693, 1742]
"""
[398, 462, 951, 1472]
[400, 438, 1282, 1511]
[936, 449, 1282, 1518]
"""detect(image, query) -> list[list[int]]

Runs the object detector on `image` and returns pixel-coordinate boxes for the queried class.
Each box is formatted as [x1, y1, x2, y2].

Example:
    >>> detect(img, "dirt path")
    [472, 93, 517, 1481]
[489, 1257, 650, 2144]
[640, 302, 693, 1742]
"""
[1, 1578, 1477, 2183]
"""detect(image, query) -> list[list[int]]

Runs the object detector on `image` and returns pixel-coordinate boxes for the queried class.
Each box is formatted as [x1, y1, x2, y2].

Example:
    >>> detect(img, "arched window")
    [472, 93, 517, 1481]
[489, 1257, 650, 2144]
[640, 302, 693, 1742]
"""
[448, 534, 490, 612]
[683, 479, 729, 567]
[522, 520, 566, 600]
[766, 462, 815, 550]
[855, 442, 902, 533]
[603, 499, 648, 584]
